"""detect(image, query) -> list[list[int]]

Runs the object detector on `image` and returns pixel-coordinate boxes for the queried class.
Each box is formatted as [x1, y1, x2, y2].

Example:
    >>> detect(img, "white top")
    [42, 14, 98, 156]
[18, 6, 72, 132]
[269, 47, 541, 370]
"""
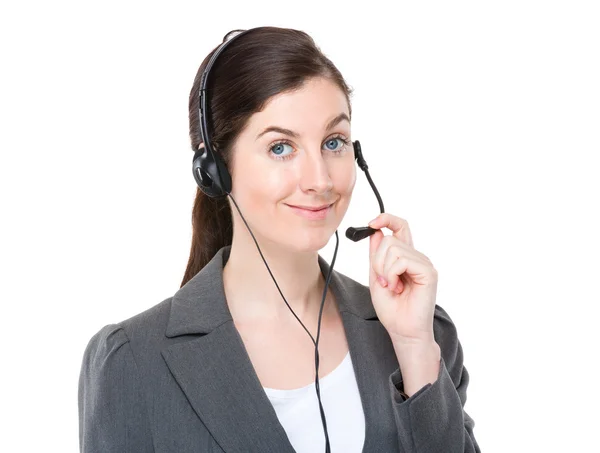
[262, 351, 366, 452]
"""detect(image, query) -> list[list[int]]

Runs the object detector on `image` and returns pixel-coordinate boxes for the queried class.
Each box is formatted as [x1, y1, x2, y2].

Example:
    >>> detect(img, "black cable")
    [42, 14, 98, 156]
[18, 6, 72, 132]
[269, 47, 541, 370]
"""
[228, 193, 336, 452]
[364, 169, 385, 214]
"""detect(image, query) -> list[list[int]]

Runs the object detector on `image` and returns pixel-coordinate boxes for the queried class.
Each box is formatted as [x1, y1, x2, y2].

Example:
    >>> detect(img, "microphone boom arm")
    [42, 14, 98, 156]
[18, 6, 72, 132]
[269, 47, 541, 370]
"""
[345, 140, 385, 242]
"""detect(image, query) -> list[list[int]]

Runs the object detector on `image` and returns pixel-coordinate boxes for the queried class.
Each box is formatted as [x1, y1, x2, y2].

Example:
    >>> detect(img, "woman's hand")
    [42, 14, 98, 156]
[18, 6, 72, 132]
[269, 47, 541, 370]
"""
[368, 213, 439, 347]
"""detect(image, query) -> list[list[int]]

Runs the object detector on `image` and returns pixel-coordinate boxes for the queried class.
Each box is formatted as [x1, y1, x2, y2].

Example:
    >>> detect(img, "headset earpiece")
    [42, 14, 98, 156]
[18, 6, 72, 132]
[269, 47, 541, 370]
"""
[193, 31, 243, 199]
[353, 140, 368, 171]
[192, 143, 232, 198]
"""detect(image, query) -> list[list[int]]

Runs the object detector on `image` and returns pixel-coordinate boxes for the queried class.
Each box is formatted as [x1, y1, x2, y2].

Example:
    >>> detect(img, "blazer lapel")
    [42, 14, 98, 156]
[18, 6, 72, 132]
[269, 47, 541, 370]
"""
[339, 310, 403, 450]
[161, 245, 401, 452]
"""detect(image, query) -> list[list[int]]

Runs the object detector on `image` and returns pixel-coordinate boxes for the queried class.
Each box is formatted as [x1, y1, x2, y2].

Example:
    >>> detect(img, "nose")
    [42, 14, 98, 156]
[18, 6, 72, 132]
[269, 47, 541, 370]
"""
[298, 147, 334, 194]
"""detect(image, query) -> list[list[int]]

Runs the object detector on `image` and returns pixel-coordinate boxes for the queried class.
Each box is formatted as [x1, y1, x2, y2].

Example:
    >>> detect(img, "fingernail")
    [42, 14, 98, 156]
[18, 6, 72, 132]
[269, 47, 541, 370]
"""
[377, 276, 388, 287]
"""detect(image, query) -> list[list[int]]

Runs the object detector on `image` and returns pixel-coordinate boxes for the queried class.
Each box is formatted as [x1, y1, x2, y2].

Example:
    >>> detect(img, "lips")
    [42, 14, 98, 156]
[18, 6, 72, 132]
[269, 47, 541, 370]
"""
[286, 202, 333, 220]
[286, 203, 333, 211]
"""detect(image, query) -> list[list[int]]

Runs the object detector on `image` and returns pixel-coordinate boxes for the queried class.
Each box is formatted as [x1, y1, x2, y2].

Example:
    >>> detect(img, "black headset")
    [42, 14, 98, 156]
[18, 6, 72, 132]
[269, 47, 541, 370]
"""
[191, 27, 386, 453]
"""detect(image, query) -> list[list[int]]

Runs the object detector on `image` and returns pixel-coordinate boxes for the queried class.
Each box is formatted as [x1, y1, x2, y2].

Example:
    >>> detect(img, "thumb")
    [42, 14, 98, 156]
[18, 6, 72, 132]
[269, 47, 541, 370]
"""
[369, 229, 384, 286]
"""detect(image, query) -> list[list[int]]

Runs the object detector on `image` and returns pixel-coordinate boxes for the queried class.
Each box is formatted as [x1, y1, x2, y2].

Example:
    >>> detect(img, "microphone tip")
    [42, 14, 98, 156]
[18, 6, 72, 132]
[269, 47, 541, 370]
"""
[345, 226, 377, 242]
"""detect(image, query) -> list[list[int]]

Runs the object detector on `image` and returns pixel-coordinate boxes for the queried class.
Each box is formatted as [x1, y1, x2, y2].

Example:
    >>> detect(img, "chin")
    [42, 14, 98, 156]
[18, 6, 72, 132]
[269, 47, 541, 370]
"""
[283, 227, 337, 254]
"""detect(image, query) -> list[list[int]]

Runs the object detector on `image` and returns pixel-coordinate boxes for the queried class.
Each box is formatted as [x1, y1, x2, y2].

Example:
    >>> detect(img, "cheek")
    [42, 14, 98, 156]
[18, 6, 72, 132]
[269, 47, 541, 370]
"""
[333, 160, 357, 195]
[263, 167, 296, 199]
[236, 163, 293, 211]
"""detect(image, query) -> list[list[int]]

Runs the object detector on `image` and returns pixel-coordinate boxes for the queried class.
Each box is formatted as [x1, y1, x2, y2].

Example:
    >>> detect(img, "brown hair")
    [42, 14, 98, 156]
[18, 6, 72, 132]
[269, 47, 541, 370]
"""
[181, 26, 354, 287]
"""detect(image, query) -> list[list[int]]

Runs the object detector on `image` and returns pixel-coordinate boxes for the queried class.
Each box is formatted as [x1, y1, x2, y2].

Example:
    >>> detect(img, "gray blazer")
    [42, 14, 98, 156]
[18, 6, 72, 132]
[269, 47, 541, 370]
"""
[78, 245, 480, 452]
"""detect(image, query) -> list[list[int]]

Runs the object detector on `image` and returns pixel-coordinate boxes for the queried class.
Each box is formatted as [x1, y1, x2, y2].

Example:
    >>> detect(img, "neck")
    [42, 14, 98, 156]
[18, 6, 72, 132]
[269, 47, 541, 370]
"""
[222, 231, 335, 324]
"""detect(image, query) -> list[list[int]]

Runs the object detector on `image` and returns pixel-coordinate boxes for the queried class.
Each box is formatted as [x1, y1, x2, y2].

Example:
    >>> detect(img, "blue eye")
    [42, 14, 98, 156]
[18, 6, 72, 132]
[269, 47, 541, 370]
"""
[270, 142, 294, 157]
[325, 138, 344, 151]
[323, 135, 350, 154]
[268, 134, 350, 161]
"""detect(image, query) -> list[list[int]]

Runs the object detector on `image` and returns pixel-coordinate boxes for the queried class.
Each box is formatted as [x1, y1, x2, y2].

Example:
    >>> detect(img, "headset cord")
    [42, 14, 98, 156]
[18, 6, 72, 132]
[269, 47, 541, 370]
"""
[228, 193, 336, 453]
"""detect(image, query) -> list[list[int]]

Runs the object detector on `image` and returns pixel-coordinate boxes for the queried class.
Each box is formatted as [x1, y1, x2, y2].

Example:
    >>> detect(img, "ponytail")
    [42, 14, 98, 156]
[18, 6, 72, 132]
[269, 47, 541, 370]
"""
[180, 190, 233, 287]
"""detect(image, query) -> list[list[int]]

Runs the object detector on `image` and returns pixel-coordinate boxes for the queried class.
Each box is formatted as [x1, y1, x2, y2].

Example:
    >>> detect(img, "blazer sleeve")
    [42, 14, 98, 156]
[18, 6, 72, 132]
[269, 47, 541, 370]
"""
[387, 305, 481, 453]
[78, 324, 155, 453]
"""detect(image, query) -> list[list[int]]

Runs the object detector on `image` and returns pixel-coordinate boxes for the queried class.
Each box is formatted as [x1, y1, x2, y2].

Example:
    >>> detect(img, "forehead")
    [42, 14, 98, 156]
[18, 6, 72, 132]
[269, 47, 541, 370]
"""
[246, 77, 350, 134]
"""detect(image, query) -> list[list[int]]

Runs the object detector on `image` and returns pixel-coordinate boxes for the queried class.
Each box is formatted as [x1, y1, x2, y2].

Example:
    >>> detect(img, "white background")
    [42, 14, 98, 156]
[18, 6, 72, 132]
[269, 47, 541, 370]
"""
[1, 1, 598, 451]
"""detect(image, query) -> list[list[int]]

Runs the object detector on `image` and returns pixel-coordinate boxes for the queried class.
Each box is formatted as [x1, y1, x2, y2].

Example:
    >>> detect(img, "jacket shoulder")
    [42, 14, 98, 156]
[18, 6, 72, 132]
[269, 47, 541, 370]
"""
[82, 296, 174, 361]
[116, 296, 173, 338]
[78, 323, 155, 451]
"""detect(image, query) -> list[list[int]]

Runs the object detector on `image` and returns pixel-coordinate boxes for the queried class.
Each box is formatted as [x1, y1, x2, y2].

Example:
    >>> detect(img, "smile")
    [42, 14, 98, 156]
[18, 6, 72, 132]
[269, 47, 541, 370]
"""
[285, 202, 334, 220]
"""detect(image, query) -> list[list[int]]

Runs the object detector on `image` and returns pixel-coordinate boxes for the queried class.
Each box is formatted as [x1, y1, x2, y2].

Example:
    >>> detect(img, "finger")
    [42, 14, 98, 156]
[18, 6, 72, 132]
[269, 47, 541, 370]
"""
[386, 255, 437, 288]
[383, 245, 432, 291]
[370, 235, 394, 283]
[383, 246, 406, 291]
[373, 235, 431, 283]
[368, 213, 414, 248]
[368, 229, 385, 286]
[384, 243, 433, 271]
[382, 253, 403, 293]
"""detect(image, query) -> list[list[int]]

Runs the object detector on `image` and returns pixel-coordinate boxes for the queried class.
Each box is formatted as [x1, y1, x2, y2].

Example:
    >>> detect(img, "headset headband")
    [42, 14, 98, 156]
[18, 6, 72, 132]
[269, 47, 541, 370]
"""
[192, 28, 254, 197]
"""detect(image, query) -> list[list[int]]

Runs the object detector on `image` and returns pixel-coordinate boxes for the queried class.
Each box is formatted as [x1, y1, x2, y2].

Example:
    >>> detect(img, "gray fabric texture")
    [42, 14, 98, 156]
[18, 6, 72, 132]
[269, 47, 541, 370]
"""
[78, 244, 480, 452]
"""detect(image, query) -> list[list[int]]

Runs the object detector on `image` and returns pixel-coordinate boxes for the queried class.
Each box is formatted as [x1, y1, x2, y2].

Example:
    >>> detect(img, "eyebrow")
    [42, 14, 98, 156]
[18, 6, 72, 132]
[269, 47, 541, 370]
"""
[255, 112, 350, 141]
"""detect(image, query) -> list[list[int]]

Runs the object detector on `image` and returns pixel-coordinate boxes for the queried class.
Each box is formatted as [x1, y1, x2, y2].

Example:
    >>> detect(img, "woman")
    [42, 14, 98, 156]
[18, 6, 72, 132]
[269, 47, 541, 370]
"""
[78, 26, 480, 453]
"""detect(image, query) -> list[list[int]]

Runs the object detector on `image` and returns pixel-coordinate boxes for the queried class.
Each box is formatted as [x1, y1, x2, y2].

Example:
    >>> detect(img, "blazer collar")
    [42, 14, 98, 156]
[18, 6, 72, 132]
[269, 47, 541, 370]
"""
[161, 245, 401, 452]
[165, 244, 377, 337]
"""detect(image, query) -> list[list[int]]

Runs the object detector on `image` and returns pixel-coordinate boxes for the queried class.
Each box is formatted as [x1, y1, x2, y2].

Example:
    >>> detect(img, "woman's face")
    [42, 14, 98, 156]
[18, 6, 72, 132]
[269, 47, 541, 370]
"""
[228, 76, 357, 252]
